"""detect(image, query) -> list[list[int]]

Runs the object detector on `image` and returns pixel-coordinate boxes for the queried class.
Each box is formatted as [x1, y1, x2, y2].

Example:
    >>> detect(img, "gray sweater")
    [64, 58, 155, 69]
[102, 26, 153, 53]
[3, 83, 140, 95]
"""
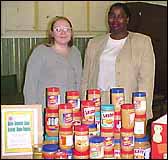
[23, 44, 82, 107]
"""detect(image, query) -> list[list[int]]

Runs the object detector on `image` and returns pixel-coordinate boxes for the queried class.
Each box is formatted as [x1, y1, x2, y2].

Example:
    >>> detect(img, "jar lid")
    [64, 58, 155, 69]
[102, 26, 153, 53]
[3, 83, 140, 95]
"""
[66, 90, 80, 96]
[111, 88, 124, 93]
[121, 103, 134, 109]
[81, 100, 95, 106]
[58, 103, 72, 109]
[88, 123, 97, 128]
[104, 150, 114, 154]
[75, 125, 88, 132]
[114, 111, 121, 115]
[73, 149, 89, 156]
[42, 144, 59, 152]
[87, 89, 101, 94]
[89, 136, 104, 143]
[101, 128, 113, 132]
[47, 87, 60, 92]
[44, 134, 58, 141]
[101, 104, 114, 110]
[73, 111, 81, 117]
[135, 136, 149, 142]
[114, 139, 121, 144]
[95, 111, 100, 116]
[59, 127, 72, 132]
[121, 128, 134, 132]
[45, 108, 58, 113]
[133, 92, 146, 97]
[135, 114, 146, 118]
[121, 150, 134, 154]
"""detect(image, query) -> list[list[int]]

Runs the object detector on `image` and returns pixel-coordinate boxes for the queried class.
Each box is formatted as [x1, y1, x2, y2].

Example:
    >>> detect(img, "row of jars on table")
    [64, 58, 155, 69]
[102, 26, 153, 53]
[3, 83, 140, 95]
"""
[34, 87, 150, 159]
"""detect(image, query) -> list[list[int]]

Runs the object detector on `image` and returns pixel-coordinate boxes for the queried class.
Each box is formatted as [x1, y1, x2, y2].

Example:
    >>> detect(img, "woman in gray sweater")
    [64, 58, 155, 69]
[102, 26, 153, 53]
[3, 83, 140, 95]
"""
[23, 16, 82, 108]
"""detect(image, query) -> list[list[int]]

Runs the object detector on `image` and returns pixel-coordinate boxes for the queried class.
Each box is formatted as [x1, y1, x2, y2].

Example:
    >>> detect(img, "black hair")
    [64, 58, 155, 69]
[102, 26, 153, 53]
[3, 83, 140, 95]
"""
[108, 3, 131, 18]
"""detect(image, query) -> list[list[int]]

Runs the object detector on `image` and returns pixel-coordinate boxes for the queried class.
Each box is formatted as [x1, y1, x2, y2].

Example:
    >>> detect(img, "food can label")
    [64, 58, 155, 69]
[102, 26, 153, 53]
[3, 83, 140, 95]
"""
[134, 148, 145, 159]
[60, 135, 73, 146]
[121, 135, 134, 147]
[83, 107, 95, 122]
[47, 95, 60, 107]
[62, 113, 72, 124]
[46, 117, 58, 130]
[67, 98, 80, 111]
[75, 135, 89, 148]
[90, 145, 104, 159]
[114, 149, 121, 159]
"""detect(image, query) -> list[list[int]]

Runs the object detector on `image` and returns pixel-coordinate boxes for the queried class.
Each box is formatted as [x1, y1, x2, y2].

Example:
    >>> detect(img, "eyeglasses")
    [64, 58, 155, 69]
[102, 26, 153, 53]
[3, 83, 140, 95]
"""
[53, 26, 72, 33]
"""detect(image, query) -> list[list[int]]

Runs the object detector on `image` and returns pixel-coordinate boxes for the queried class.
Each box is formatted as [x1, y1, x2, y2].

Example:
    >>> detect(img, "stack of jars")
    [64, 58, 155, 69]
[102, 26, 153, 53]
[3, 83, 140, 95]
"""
[42, 87, 61, 159]
[111, 88, 125, 159]
[87, 89, 101, 135]
[101, 104, 115, 159]
[133, 92, 151, 159]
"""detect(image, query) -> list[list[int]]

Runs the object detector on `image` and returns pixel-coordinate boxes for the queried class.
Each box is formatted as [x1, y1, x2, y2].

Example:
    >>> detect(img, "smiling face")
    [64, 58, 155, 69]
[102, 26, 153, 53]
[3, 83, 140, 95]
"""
[51, 19, 72, 46]
[108, 6, 129, 37]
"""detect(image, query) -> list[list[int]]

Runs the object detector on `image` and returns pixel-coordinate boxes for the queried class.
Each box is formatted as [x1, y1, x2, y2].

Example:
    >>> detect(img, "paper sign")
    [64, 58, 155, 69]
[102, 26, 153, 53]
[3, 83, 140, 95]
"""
[1, 105, 43, 159]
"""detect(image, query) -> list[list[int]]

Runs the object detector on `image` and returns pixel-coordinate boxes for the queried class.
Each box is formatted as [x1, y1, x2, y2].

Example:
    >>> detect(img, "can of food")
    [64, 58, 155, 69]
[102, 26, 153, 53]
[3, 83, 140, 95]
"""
[46, 87, 60, 109]
[111, 88, 125, 112]
[81, 100, 95, 125]
[87, 89, 101, 112]
[66, 91, 80, 113]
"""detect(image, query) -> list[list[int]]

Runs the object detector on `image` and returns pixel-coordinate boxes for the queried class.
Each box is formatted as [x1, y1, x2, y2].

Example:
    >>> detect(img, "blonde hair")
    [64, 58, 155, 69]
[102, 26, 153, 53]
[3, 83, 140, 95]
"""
[46, 16, 73, 47]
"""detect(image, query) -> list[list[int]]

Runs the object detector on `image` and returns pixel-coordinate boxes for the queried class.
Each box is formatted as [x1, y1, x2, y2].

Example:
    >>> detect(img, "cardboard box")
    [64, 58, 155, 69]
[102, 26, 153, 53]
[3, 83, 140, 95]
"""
[151, 114, 167, 159]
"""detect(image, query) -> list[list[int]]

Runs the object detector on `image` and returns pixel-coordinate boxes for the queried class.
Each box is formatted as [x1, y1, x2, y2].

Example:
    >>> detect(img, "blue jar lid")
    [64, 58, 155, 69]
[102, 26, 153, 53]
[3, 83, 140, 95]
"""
[101, 104, 114, 110]
[133, 92, 146, 97]
[44, 134, 58, 141]
[135, 136, 149, 142]
[42, 144, 59, 152]
[111, 88, 124, 93]
[89, 136, 104, 143]
[95, 111, 100, 116]
[114, 139, 121, 144]
[88, 123, 97, 128]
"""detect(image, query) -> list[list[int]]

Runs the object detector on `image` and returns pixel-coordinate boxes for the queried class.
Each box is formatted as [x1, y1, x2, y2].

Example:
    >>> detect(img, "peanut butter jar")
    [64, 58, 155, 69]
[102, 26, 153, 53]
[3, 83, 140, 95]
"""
[121, 103, 135, 129]
[134, 114, 147, 138]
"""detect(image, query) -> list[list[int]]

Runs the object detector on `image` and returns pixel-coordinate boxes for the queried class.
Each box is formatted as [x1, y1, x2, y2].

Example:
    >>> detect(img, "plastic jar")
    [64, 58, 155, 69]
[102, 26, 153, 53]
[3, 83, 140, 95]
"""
[114, 111, 121, 139]
[81, 100, 95, 125]
[44, 134, 58, 144]
[66, 91, 80, 113]
[32, 144, 43, 159]
[46, 87, 60, 109]
[88, 123, 97, 138]
[104, 150, 114, 159]
[134, 136, 151, 159]
[58, 103, 73, 128]
[101, 128, 114, 151]
[59, 127, 73, 150]
[95, 111, 101, 136]
[45, 108, 59, 136]
[111, 88, 125, 112]
[133, 92, 146, 115]
[42, 144, 59, 159]
[73, 149, 89, 159]
[87, 89, 101, 112]
[121, 128, 134, 151]
[121, 103, 135, 129]
[101, 104, 114, 129]
[74, 125, 89, 152]
[121, 150, 134, 159]
[89, 136, 104, 159]
[134, 114, 147, 138]
[114, 139, 121, 159]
